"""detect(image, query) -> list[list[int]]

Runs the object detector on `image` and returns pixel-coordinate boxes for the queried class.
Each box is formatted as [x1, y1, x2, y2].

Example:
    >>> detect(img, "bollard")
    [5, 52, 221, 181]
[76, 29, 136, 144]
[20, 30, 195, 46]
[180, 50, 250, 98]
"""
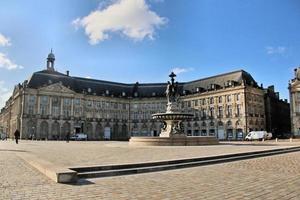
[276, 138, 278, 142]
[290, 138, 293, 142]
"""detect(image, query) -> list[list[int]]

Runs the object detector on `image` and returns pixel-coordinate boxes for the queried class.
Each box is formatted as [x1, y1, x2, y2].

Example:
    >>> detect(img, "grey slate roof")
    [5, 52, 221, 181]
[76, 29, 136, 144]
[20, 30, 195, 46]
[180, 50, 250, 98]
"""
[26, 69, 258, 98]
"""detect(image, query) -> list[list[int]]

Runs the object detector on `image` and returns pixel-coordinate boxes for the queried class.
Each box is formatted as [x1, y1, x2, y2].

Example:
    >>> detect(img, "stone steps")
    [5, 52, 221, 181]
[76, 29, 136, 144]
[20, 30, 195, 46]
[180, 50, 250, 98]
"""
[71, 146, 300, 179]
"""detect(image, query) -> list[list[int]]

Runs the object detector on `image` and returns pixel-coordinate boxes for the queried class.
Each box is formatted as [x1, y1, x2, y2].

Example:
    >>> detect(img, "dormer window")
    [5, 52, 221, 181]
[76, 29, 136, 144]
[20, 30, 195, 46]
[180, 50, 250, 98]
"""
[88, 88, 91, 93]
[106, 90, 109, 95]
[152, 92, 156, 96]
[122, 92, 126, 97]
[134, 92, 138, 97]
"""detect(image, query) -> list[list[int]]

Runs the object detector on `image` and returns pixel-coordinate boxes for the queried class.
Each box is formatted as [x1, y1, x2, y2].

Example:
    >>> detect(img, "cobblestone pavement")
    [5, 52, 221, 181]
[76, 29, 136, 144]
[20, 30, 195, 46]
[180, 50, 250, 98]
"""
[1, 141, 300, 199]
[0, 140, 298, 167]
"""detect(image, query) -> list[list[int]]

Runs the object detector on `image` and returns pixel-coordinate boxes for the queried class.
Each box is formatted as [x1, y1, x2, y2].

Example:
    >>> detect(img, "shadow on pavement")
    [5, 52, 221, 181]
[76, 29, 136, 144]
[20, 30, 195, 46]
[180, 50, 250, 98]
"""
[69, 179, 95, 186]
[0, 149, 28, 153]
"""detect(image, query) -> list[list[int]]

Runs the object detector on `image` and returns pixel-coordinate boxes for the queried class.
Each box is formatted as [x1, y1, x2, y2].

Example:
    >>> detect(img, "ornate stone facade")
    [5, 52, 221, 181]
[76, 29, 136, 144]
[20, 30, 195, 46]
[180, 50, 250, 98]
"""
[0, 53, 271, 140]
[289, 68, 300, 137]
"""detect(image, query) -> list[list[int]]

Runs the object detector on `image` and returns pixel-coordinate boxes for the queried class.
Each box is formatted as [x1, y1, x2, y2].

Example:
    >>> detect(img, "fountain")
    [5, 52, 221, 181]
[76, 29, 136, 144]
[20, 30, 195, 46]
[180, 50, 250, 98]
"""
[129, 72, 219, 146]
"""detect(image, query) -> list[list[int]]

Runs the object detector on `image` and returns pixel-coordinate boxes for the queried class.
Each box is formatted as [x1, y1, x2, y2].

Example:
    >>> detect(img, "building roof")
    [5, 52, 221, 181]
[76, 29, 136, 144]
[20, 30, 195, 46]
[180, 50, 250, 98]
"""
[26, 69, 259, 98]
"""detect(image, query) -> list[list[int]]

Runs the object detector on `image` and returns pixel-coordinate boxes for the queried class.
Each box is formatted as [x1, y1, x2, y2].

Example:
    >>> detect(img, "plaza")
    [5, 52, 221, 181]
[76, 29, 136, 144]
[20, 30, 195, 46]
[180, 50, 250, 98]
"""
[1, 140, 300, 199]
[0, 0, 300, 199]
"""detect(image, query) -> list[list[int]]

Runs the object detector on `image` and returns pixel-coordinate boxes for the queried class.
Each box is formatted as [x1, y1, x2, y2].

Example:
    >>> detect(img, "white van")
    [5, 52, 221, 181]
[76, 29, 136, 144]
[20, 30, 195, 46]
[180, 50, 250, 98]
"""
[245, 131, 272, 141]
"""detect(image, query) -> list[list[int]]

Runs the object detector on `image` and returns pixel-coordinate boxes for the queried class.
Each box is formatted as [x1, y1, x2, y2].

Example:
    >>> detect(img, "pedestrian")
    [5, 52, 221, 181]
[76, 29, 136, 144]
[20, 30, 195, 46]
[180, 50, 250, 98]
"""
[14, 129, 20, 144]
[66, 132, 70, 143]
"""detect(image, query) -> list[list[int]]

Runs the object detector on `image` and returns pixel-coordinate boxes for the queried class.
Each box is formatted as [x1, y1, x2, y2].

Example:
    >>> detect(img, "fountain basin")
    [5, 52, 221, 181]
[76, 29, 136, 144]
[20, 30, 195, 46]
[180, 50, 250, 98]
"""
[129, 136, 219, 146]
[152, 112, 194, 120]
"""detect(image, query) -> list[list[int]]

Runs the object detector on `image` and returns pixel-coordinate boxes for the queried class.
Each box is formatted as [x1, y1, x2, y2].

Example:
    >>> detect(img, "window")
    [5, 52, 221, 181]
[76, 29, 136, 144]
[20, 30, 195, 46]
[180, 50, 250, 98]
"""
[187, 101, 191, 107]
[202, 109, 207, 118]
[64, 98, 71, 106]
[86, 101, 93, 108]
[63, 98, 72, 117]
[210, 97, 214, 104]
[74, 98, 81, 105]
[227, 105, 232, 117]
[96, 101, 101, 109]
[297, 92, 300, 100]
[29, 95, 36, 104]
[236, 104, 241, 116]
[236, 93, 240, 101]
[41, 96, 48, 104]
[194, 100, 198, 107]
[51, 97, 60, 117]
[209, 107, 214, 117]
[28, 105, 34, 114]
[218, 96, 222, 103]
[202, 99, 206, 106]
[40, 96, 48, 115]
[218, 106, 223, 118]
[227, 95, 231, 102]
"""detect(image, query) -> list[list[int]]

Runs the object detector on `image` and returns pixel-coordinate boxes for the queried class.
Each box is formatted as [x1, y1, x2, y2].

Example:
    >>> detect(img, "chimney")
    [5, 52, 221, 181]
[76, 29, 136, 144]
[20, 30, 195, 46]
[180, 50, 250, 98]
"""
[66, 70, 69, 76]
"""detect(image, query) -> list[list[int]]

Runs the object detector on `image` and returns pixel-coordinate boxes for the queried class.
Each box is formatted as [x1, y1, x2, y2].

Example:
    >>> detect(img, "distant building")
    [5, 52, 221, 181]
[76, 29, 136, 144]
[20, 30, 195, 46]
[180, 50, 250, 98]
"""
[1, 52, 286, 141]
[264, 85, 290, 138]
[289, 68, 300, 137]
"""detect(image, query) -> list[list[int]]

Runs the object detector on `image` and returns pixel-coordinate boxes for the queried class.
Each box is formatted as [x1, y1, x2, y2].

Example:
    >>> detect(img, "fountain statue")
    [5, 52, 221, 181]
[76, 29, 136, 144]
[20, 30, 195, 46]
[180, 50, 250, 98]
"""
[152, 72, 193, 137]
[129, 72, 219, 146]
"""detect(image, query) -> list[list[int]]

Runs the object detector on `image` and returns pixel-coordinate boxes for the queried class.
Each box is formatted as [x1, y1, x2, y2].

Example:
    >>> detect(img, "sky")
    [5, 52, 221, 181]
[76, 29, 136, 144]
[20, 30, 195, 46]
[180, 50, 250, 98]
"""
[0, 0, 300, 108]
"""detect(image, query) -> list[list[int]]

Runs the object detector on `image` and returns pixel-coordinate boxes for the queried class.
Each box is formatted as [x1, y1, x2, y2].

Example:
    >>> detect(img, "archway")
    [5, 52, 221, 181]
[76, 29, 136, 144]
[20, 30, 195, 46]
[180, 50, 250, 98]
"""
[27, 120, 36, 139]
[40, 121, 48, 140]
[51, 121, 60, 140]
[86, 123, 93, 140]
[121, 124, 128, 139]
[217, 121, 225, 140]
[95, 123, 103, 140]
[61, 122, 70, 140]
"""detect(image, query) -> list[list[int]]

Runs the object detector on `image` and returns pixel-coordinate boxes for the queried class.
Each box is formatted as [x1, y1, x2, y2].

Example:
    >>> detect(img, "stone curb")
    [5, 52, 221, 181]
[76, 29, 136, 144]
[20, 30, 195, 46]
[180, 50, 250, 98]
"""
[17, 153, 77, 183]
[72, 146, 300, 179]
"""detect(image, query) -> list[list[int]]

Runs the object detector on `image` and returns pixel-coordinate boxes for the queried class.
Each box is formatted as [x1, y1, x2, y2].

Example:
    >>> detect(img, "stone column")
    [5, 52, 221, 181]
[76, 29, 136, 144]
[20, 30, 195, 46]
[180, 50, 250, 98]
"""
[49, 96, 52, 115]
[60, 98, 64, 116]
[71, 98, 74, 117]
[37, 95, 41, 115]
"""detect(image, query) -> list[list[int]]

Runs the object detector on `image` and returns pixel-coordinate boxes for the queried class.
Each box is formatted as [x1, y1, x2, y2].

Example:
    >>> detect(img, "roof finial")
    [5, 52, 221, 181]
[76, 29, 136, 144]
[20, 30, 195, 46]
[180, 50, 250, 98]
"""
[51, 48, 53, 53]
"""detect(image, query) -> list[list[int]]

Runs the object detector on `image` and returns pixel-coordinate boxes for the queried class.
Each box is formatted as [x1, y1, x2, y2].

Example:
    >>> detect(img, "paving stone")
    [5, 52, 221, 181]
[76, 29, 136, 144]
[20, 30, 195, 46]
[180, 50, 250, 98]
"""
[1, 140, 300, 199]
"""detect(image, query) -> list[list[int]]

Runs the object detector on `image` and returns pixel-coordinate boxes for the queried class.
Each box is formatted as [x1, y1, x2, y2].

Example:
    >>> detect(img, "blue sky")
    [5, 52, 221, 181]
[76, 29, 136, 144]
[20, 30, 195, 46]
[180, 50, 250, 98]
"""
[0, 0, 299, 107]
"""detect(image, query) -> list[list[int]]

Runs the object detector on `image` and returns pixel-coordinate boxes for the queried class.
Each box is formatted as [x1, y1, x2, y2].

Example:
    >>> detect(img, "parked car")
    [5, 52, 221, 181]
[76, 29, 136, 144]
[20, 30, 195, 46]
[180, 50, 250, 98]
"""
[245, 131, 272, 141]
[70, 133, 88, 141]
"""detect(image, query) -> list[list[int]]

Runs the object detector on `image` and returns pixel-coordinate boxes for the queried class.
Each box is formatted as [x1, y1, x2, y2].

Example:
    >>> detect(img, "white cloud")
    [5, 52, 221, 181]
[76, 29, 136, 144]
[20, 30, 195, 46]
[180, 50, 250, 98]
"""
[72, 0, 167, 45]
[265, 46, 286, 55]
[0, 81, 12, 108]
[0, 33, 11, 47]
[171, 67, 194, 75]
[0, 53, 23, 70]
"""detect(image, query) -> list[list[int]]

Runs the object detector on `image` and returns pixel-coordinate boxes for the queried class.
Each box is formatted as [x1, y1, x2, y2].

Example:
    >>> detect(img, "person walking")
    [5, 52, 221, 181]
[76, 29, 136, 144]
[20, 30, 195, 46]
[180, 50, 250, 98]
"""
[14, 129, 20, 144]
[66, 132, 70, 143]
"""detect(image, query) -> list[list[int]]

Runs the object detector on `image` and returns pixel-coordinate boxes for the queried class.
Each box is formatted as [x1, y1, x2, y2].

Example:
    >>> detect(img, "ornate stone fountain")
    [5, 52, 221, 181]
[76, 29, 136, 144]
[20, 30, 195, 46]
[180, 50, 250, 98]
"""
[129, 72, 218, 146]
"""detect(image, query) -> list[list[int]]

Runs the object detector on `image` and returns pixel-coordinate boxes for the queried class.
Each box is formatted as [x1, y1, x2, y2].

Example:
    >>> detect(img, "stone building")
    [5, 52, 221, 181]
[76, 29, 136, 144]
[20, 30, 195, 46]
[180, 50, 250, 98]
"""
[0, 52, 268, 140]
[264, 85, 290, 138]
[289, 68, 300, 137]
